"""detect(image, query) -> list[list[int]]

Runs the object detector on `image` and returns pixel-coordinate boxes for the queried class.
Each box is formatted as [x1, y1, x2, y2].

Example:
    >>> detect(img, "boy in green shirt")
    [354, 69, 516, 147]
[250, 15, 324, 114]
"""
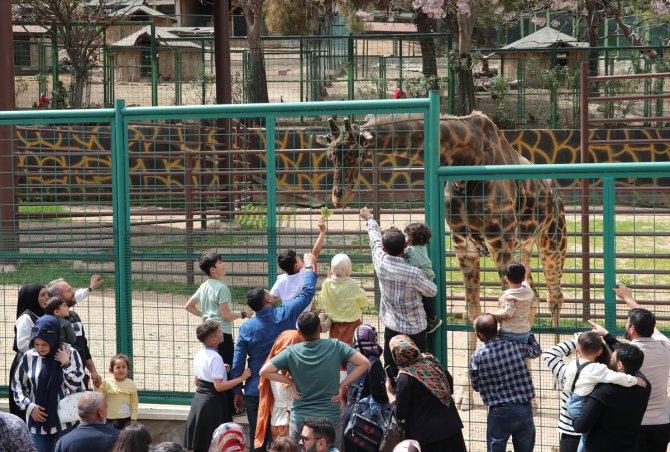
[185, 252, 253, 412]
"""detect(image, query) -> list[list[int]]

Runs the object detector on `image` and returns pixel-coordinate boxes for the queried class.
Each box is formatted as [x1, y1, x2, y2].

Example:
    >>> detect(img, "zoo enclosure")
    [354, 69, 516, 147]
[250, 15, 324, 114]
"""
[1, 96, 670, 450]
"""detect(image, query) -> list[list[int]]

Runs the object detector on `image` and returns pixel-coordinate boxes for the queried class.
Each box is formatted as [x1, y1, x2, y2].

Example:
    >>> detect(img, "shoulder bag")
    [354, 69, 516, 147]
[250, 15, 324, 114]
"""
[378, 404, 406, 452]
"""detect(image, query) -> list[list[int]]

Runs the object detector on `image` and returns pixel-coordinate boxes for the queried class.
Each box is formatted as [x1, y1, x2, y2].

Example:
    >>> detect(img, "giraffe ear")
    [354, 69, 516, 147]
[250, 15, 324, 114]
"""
[359, 130, 374, 147]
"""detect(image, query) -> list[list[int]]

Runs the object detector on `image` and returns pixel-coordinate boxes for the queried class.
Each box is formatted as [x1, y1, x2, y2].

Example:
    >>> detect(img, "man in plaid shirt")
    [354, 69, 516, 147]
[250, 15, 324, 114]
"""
[470, 313, 542, 452]
[359, 207, 437, 376]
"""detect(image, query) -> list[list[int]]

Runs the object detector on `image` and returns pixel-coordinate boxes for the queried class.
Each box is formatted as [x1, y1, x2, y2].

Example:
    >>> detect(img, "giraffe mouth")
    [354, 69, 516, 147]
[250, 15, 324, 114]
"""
[331, 188, 355, 208]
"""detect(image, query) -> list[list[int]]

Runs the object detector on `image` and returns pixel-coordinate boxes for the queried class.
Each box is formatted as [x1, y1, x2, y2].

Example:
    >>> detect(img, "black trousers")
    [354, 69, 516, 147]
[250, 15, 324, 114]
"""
[559, 433, 580, 452]
[218, 333, 236, 415]
[383, 327, 427, 377]
[639, 424, 670, 452]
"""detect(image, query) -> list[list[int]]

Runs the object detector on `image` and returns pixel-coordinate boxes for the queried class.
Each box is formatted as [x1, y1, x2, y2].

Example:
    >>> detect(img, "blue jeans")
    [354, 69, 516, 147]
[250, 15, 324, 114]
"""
[30, 426, 75, 452]
[566, 395, 588, 452]
[499, 331, 531, 344]
[487, 403, 535, 452]
[245, 395, 271, 452]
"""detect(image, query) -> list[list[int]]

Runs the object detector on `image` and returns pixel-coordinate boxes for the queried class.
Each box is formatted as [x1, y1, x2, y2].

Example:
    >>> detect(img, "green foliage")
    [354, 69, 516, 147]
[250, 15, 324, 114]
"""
[187, 73, 217, 105]
[489, 75, 510, 102]
[236, 204, 291, 230]
[446, 50, 482, 72]
[403, 76, 449, 98]
[52, 80, 68, 109]
[264, 0, 319, 35]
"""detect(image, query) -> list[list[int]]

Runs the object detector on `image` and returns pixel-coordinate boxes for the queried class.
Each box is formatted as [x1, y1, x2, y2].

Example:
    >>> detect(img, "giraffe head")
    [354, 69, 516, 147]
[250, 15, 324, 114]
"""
[315, 117, 374, 207]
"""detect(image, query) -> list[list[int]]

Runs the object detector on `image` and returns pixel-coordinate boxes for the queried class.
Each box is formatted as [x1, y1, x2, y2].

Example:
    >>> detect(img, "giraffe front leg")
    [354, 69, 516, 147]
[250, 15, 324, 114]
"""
[454, 248, 481, 411]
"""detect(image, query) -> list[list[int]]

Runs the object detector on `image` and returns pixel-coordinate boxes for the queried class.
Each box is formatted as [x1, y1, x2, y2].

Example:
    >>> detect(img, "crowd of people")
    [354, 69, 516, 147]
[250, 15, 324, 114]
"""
[4, 207, 670, 452]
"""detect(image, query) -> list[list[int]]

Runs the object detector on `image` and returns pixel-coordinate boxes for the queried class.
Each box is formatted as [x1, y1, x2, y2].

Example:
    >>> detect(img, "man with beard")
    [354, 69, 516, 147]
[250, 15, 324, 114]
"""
[588, 284, 670, 452]
[571, 343, 651, 451]
[46, 276, 103, 387]
[298, 417, 339, 452]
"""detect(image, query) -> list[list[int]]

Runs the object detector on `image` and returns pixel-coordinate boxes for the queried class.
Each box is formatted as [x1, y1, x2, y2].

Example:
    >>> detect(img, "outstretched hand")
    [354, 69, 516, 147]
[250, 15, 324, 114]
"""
[359, 207, 372, 220]
[587, 320, 609, 337]
[614, 283, 639, 308]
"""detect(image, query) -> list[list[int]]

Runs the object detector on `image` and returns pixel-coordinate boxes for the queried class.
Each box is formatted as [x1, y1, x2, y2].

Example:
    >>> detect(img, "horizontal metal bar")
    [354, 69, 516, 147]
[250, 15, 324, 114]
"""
[588, 94, 670, 102]
[588, 138, 670, 145]
[589, 72, 670, 81]
[588, 116, 670, 124]
[437, 162, 670, 180]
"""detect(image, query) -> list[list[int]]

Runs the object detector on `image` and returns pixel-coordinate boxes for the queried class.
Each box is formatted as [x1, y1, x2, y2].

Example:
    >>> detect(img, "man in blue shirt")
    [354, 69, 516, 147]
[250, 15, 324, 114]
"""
[230, 252, 317, 452]
[469, 313, 542, 452]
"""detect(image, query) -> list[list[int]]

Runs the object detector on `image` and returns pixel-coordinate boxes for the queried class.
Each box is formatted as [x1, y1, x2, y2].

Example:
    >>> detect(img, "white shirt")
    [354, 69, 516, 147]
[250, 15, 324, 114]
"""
[270, 268, 311, 314]
[194, 347, 226, 383]
[633, 330, 670, 425]
[564, 358, 638, 397]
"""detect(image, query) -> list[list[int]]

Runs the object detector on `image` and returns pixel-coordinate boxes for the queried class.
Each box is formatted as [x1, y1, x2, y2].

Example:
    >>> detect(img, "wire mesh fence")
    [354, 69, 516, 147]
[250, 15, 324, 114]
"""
[436, 164, 670, 451]
[1, 98, 670, 450]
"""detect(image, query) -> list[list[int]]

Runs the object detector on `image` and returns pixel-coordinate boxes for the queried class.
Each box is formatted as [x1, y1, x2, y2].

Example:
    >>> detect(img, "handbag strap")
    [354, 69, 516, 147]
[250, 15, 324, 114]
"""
[386, 403, 405, 429]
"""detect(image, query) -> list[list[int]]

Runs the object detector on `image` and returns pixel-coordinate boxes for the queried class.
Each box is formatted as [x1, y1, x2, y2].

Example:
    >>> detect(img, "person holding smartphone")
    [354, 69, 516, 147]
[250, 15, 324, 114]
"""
[385, 335, 466, 452]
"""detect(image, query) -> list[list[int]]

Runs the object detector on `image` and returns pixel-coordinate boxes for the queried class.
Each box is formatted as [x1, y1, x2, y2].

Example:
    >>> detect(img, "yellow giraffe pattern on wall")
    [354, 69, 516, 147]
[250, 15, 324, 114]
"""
[14, 125, 670, 197]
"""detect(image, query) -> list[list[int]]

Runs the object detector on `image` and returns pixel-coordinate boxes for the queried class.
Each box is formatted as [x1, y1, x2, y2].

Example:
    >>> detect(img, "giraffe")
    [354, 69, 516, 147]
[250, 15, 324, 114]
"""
[316, 112, 567, 408]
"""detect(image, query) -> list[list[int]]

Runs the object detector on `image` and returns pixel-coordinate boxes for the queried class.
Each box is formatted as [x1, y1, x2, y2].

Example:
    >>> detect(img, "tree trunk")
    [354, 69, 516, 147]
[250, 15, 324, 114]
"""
[415, 10, 438, 91]
[245, 3, 269, 104]
[69, 58, 89, 108]
[455, 3, 477, 115]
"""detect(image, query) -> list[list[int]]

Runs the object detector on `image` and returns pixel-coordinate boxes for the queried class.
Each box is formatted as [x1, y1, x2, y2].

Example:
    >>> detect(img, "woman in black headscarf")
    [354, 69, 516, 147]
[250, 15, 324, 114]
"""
[11, 315, 85, 452]
[9, 283, 48, 419]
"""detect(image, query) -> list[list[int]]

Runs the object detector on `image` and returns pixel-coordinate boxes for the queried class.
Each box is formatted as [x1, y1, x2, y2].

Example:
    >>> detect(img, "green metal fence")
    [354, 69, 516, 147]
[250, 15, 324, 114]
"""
[0, 96, 438, 405]
[2, 96, 670, 450]
[434, 161, 670, 451]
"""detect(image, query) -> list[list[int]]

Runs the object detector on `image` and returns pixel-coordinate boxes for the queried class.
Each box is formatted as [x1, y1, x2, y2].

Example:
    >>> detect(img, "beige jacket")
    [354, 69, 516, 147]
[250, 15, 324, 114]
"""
[497, 285, 535, 334]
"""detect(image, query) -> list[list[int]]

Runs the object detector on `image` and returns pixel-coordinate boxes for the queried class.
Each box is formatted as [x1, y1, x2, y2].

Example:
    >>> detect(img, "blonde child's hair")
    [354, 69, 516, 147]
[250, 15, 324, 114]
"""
[330, 253, 352, 279]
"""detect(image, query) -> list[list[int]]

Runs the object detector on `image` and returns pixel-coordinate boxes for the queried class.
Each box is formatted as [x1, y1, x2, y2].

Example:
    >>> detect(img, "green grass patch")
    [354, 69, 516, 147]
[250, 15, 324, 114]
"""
[19, 205, 70, 221]
[159, 234, 251, 253]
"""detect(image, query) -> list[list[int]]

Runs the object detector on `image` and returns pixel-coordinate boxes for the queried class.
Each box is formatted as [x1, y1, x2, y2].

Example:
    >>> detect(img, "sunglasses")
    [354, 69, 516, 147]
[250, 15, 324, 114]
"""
[299, 435, 323, 443]
[32, 327, 56, 336]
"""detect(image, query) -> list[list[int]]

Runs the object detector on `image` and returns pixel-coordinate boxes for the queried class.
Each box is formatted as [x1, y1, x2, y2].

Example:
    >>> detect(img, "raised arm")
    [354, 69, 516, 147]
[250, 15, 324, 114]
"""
[311, 217, 327, 260]
[542, 338, 577, 383]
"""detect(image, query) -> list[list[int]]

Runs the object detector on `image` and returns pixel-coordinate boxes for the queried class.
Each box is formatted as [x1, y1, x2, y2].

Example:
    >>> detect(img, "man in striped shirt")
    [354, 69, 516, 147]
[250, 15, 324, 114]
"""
[359, 207, 437, 376]
[469, 313, 541, 452]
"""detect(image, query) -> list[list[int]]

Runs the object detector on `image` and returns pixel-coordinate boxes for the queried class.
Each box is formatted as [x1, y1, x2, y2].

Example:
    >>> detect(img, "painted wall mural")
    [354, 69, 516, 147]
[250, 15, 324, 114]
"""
[15, 125, 670, 205]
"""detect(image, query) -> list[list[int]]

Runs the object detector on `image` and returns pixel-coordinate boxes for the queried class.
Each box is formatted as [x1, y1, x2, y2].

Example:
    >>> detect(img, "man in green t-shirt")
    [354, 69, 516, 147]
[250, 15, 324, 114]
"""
[260, 311, 370, 450]
[185, 252, 253, 413]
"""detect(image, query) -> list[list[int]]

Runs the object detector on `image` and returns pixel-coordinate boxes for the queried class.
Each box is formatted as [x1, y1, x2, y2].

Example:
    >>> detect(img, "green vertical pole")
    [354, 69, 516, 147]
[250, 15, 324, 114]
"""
[299, 38, 304, 103]
[266, 115, 278, 284]
[201, 42, 206, 105]
[398, 36, 404, 94]
[103, 30, 109, 107]
[656, 46, 664, 128]
[550, 49, 557, 129]
[447, 34, 455, 115]
[602, 177, 616, 333]
[176, 50, 182, 105]
[425, 91, 445, 365]
[51, 23, 59, 93]
[347, 33, 354, 100]
[112, 99, 132, 358]
[517, 58, 525, 125]
[150, 22, 158, 107]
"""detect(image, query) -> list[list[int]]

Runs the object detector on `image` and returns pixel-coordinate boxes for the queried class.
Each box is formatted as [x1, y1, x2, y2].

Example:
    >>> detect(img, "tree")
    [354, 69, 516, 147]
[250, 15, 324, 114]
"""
[232, 0, 270, 104]
[13, 0, 125, 108]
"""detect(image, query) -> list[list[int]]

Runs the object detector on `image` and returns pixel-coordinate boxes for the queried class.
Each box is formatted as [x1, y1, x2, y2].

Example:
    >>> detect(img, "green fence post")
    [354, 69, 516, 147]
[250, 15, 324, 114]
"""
[656, 46, 664, 128]
[51, 23, 58, 94]
[300, 38, 304, 103]
[103, 31, 109, 107]
[176, 50, 182, 106]
[112, 99, 133, 358]
[266, 114, 278, 281]
[348, 33, 354, 100]
[550, 49, 557, 129]
[447, 34, 455, 115]
[398, 36, 404, 94]
[425, 91, 446, 365]
[151, 23, 158, 107]
[517, 58, 525, 125]
[201, 42, 206, 105]
[602, 177, 616, 333]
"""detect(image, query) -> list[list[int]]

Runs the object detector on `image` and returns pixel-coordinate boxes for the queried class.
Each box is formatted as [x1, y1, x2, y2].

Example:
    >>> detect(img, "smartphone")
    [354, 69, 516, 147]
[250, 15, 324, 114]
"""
[385, 365, 396, 388]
